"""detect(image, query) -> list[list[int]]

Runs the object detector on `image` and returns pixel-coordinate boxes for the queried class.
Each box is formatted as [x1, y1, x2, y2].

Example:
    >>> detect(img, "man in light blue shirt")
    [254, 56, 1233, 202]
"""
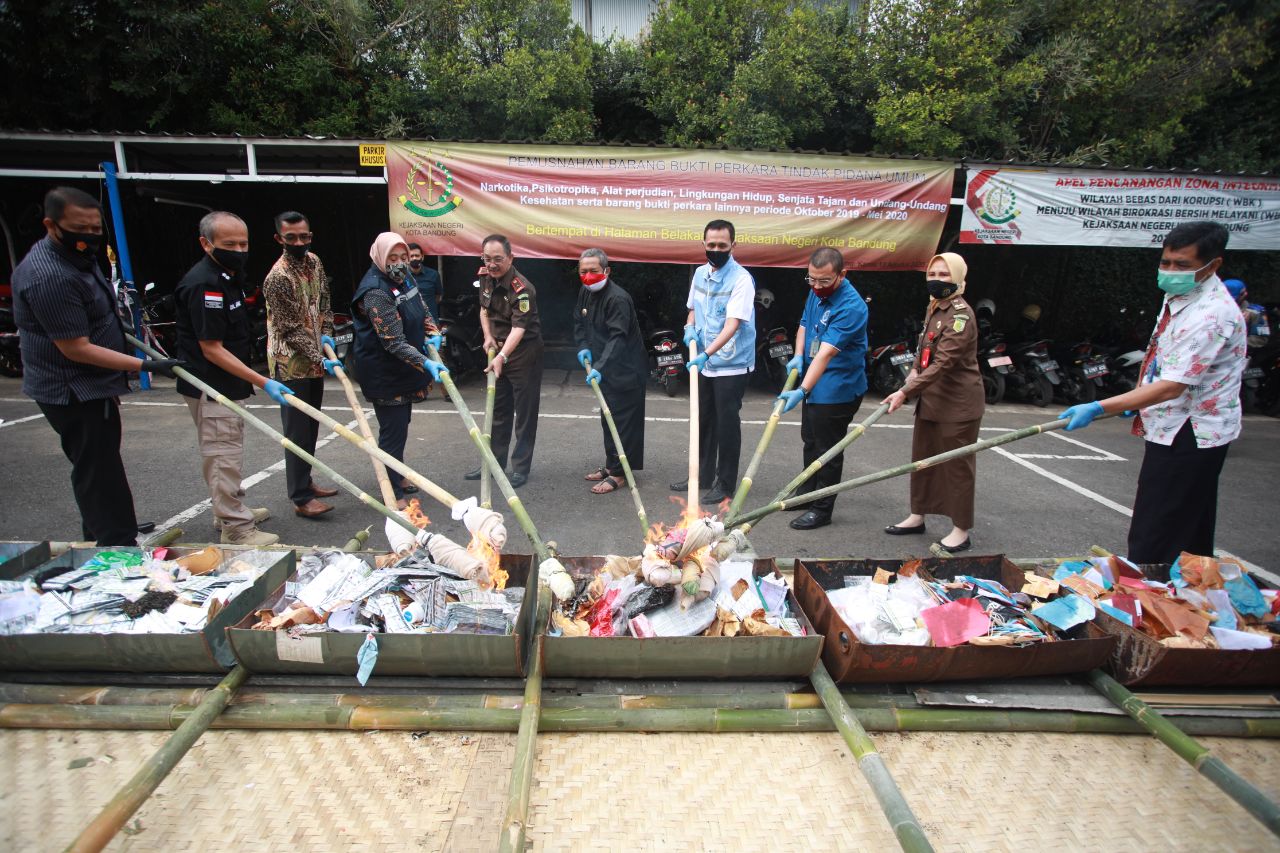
[672, 219, 756, 505]
[777, 247, 868, 530]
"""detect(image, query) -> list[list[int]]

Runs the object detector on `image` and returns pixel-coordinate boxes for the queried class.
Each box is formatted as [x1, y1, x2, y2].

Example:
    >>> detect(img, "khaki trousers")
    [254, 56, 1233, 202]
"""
[185, 395, 254, 535]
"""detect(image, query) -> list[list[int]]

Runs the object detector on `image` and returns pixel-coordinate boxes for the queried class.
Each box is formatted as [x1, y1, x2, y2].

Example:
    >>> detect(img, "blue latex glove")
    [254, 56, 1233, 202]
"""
[577, 348, 593, 369]
[320, 334, 336, 352]
[421, 334, 442, 355]
[1059, 401, 1104, 431]
[264, 379, 295, 405]
[687, 352, 708, 372]
[355, 633, 379, 687]
[1120, 410, 1136, 418]
[785, 353, 803, 375]
[322, 358, 342, 377]
[423, 357, 449, 382]
[683, 324, 697, 346]
[585, 368, 601, 385]
[778, 388, 806, 413]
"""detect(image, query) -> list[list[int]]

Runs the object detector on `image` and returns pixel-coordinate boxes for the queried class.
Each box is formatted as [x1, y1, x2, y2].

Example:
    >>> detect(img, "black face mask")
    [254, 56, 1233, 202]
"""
[211, 248, 248, 275]
[926, 279, 957, 300]
[409, 259, 423, 271]
[706, 249, 731, 269]
[57, 227, 102, 259]
[283, 242, 310, 260]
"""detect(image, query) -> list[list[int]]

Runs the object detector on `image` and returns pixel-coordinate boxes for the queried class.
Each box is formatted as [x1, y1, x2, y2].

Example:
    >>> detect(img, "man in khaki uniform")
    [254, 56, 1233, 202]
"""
[465, 234, 543, 488]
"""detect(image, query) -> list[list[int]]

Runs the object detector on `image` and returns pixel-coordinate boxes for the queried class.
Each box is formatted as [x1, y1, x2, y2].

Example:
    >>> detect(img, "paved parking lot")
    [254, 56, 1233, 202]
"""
[1, 373, 1277, 574]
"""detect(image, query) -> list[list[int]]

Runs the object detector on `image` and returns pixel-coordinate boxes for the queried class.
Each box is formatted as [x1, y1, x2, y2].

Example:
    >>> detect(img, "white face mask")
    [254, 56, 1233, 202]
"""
[583, 279, 607, 293]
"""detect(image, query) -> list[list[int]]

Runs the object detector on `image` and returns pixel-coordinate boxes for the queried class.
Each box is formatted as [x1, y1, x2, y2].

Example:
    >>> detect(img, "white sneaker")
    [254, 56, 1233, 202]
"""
[213, 508, 271, 530]
[220, 527, 280, 547]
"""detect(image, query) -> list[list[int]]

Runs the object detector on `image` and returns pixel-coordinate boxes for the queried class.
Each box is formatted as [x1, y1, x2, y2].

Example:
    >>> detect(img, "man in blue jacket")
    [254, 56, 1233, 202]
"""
[777, 247, 869, 530]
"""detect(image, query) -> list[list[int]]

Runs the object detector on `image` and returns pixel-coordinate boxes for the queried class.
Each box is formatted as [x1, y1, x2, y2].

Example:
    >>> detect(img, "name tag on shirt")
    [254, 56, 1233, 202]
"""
[228, 300, 242, 311]
[204, 291, 224, 309]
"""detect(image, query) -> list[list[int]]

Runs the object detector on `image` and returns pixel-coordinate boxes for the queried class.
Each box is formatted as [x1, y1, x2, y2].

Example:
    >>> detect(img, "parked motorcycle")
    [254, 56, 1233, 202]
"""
[1052, 340, 1109, 405]
[0, 283, 20, 378]
[435, 286, 487, 379]
[973, 299, 1008, 405]
[1006, 338, 1061, 407]
[137, 282, 178, 358]
[647, 322, 685, 398]
[868, 316, 920, 396]
[1100, 344, 1144, 395]
[752, 288, 792, 392]
[331, 311, 356, 380]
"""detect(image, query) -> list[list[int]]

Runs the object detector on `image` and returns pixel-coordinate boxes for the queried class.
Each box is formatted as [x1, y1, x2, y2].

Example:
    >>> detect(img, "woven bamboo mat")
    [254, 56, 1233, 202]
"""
[3, 729, 1279, 852]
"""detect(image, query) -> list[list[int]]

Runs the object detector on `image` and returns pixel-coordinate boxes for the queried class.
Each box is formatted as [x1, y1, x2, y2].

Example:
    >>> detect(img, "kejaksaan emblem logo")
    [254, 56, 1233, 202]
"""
[398, 148, 462, 218]
[974, 178, 1018, 225]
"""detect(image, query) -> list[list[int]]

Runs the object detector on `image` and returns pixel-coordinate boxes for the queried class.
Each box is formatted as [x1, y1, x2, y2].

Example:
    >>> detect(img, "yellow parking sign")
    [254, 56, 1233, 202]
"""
[359, 144, 386, 167]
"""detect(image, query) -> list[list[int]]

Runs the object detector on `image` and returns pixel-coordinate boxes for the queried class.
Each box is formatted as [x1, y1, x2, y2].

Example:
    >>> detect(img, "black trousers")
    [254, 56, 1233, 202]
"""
[373, 401, 413, 500]
[1127, 420, 1230, 564]
[279, 377, 324, 505]
[799, 396, 864, 516]
[490, 342, 544, 476]
[600, 379, 645, 476]
[697, 371, 750, 488]
[38, 396, 138, 545]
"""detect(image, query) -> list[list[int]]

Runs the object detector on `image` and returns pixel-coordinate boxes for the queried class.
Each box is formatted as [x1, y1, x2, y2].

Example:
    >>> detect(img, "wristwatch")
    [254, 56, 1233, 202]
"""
[498, 352, 508, 363]
[801, 387, 810, 400]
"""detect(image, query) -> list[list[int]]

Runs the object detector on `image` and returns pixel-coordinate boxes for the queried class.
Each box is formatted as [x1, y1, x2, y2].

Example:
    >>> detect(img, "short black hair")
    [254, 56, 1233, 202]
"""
[809, 247, 845, 274]
[44, 186, 102, 222]
[407, 242, 424, 254]
[482, 234, 512, 256]
[703, 219, 735, 242]
[273, 210, 308, 233]
[1163, 221, 1229, 264]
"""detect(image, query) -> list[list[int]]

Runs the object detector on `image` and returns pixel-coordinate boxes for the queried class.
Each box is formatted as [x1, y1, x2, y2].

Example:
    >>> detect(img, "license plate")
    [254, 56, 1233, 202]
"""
[335, 333, 353, 344]
[987, 355, 1012, 367]
[656, 353, 684, 366]
[1082, 363, 1108, 377]
[1037, 359, 1059, 372]
[890, 352, 914, 365]
[768, 343, 793, 358]
[1243, 367, 1264, 380]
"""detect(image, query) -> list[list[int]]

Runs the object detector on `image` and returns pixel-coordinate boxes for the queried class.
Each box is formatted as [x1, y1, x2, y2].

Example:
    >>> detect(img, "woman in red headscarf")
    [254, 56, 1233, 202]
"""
[883, 252, 985, 553]
[349, 232, 444, 509]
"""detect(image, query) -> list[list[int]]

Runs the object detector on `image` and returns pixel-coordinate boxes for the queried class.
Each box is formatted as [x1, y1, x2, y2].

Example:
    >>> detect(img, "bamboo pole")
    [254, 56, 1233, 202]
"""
[323, 342, 396, 508]
[481, 348, 497, 509]
[687, 340, 700, 510]
[425, 344, 553, 565]
[811, 662, 933, 852]
[729, 401, 890, 534]
[499, 584, 550, 853]
[1088, 669, 1280, 836]
[9, 699, 1272, 737]
[728, 415, 1072, 529]
[583, 355, 649, 538]
[125, 333, 423, 542]
[62, 665, 248, 853]
[342, 526, 371, 553]
[140, 527, 183, 548]
[726, 367, 799, 519]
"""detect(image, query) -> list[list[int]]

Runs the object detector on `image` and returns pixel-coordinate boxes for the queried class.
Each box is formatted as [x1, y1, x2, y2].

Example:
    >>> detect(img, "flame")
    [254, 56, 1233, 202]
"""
[404, 498, 431, 529]
[468, 534, 506, 590]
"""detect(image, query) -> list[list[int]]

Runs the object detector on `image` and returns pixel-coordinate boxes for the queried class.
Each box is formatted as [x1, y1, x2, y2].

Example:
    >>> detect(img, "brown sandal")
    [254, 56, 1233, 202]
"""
[591, 475, 624, 494]
[584, 467, 610, 481]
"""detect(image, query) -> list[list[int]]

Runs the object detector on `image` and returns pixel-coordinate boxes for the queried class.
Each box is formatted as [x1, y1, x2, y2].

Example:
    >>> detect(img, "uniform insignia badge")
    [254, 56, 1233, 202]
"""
[953, 316, 968, 332]
[517, 293, 530, 314]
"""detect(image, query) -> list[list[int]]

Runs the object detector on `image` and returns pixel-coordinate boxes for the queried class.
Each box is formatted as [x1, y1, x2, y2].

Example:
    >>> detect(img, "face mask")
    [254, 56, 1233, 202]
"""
[1157, 262, 1211, 296]
[385, 262, 408, 283]
[926, 279, 956, 299]
[706, 249, 731, 269]
[811, 277, 840, 298]
[211, 247, 248, 275]
[409, 259, 423, 271]
[283, 242, 309, 260]
[580, 271, 608, 291]
[57, 227, 102, 258]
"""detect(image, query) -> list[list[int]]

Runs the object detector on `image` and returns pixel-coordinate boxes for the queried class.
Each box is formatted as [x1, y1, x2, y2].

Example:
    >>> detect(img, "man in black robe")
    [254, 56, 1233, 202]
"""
[573, 248, 648, 494]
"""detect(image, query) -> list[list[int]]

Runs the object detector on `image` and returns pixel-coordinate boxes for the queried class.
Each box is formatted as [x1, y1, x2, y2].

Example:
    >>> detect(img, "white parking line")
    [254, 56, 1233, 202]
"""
[0, 414, 44, 429]
[991, 447, 1134, 516]
[155, 416, 363, 532]
[1045, 429, 1126, 461]
[1012, 453, 1119, 461]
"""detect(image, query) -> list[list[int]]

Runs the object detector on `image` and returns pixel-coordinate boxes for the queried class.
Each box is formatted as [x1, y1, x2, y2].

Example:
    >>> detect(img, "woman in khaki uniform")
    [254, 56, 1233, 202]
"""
[883, 252, 985, 552]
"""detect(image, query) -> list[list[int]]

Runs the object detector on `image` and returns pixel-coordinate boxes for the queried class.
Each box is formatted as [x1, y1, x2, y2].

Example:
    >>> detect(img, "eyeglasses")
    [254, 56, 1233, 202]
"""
[805, 276, 839, 288]
[481, 255, 508, 264]
[280, 232, 313, 244]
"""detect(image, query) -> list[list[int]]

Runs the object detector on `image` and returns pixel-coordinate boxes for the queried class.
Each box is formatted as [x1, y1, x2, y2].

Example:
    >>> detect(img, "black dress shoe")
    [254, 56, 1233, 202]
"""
[136, 521, 157, 534]
[935, 537, 972, 554]
[701, 486, 730, 504]
[790, 510, 832, 530]
[464, 467, 483, 481]
[670, 479, 688, 492]
[508, 471, 528, 488]
[884, 523, 927, 536]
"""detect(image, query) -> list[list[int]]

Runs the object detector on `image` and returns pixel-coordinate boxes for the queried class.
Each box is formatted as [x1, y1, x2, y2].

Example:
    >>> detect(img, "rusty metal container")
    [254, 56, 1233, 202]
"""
[226, 553, 535, 677]
[794, 555, 1116, 683]
[0, 541, 51, 580]
[539, 556, 823, 679]
[0, 545, 293, 672]
[1089, 562, 1280, 688]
